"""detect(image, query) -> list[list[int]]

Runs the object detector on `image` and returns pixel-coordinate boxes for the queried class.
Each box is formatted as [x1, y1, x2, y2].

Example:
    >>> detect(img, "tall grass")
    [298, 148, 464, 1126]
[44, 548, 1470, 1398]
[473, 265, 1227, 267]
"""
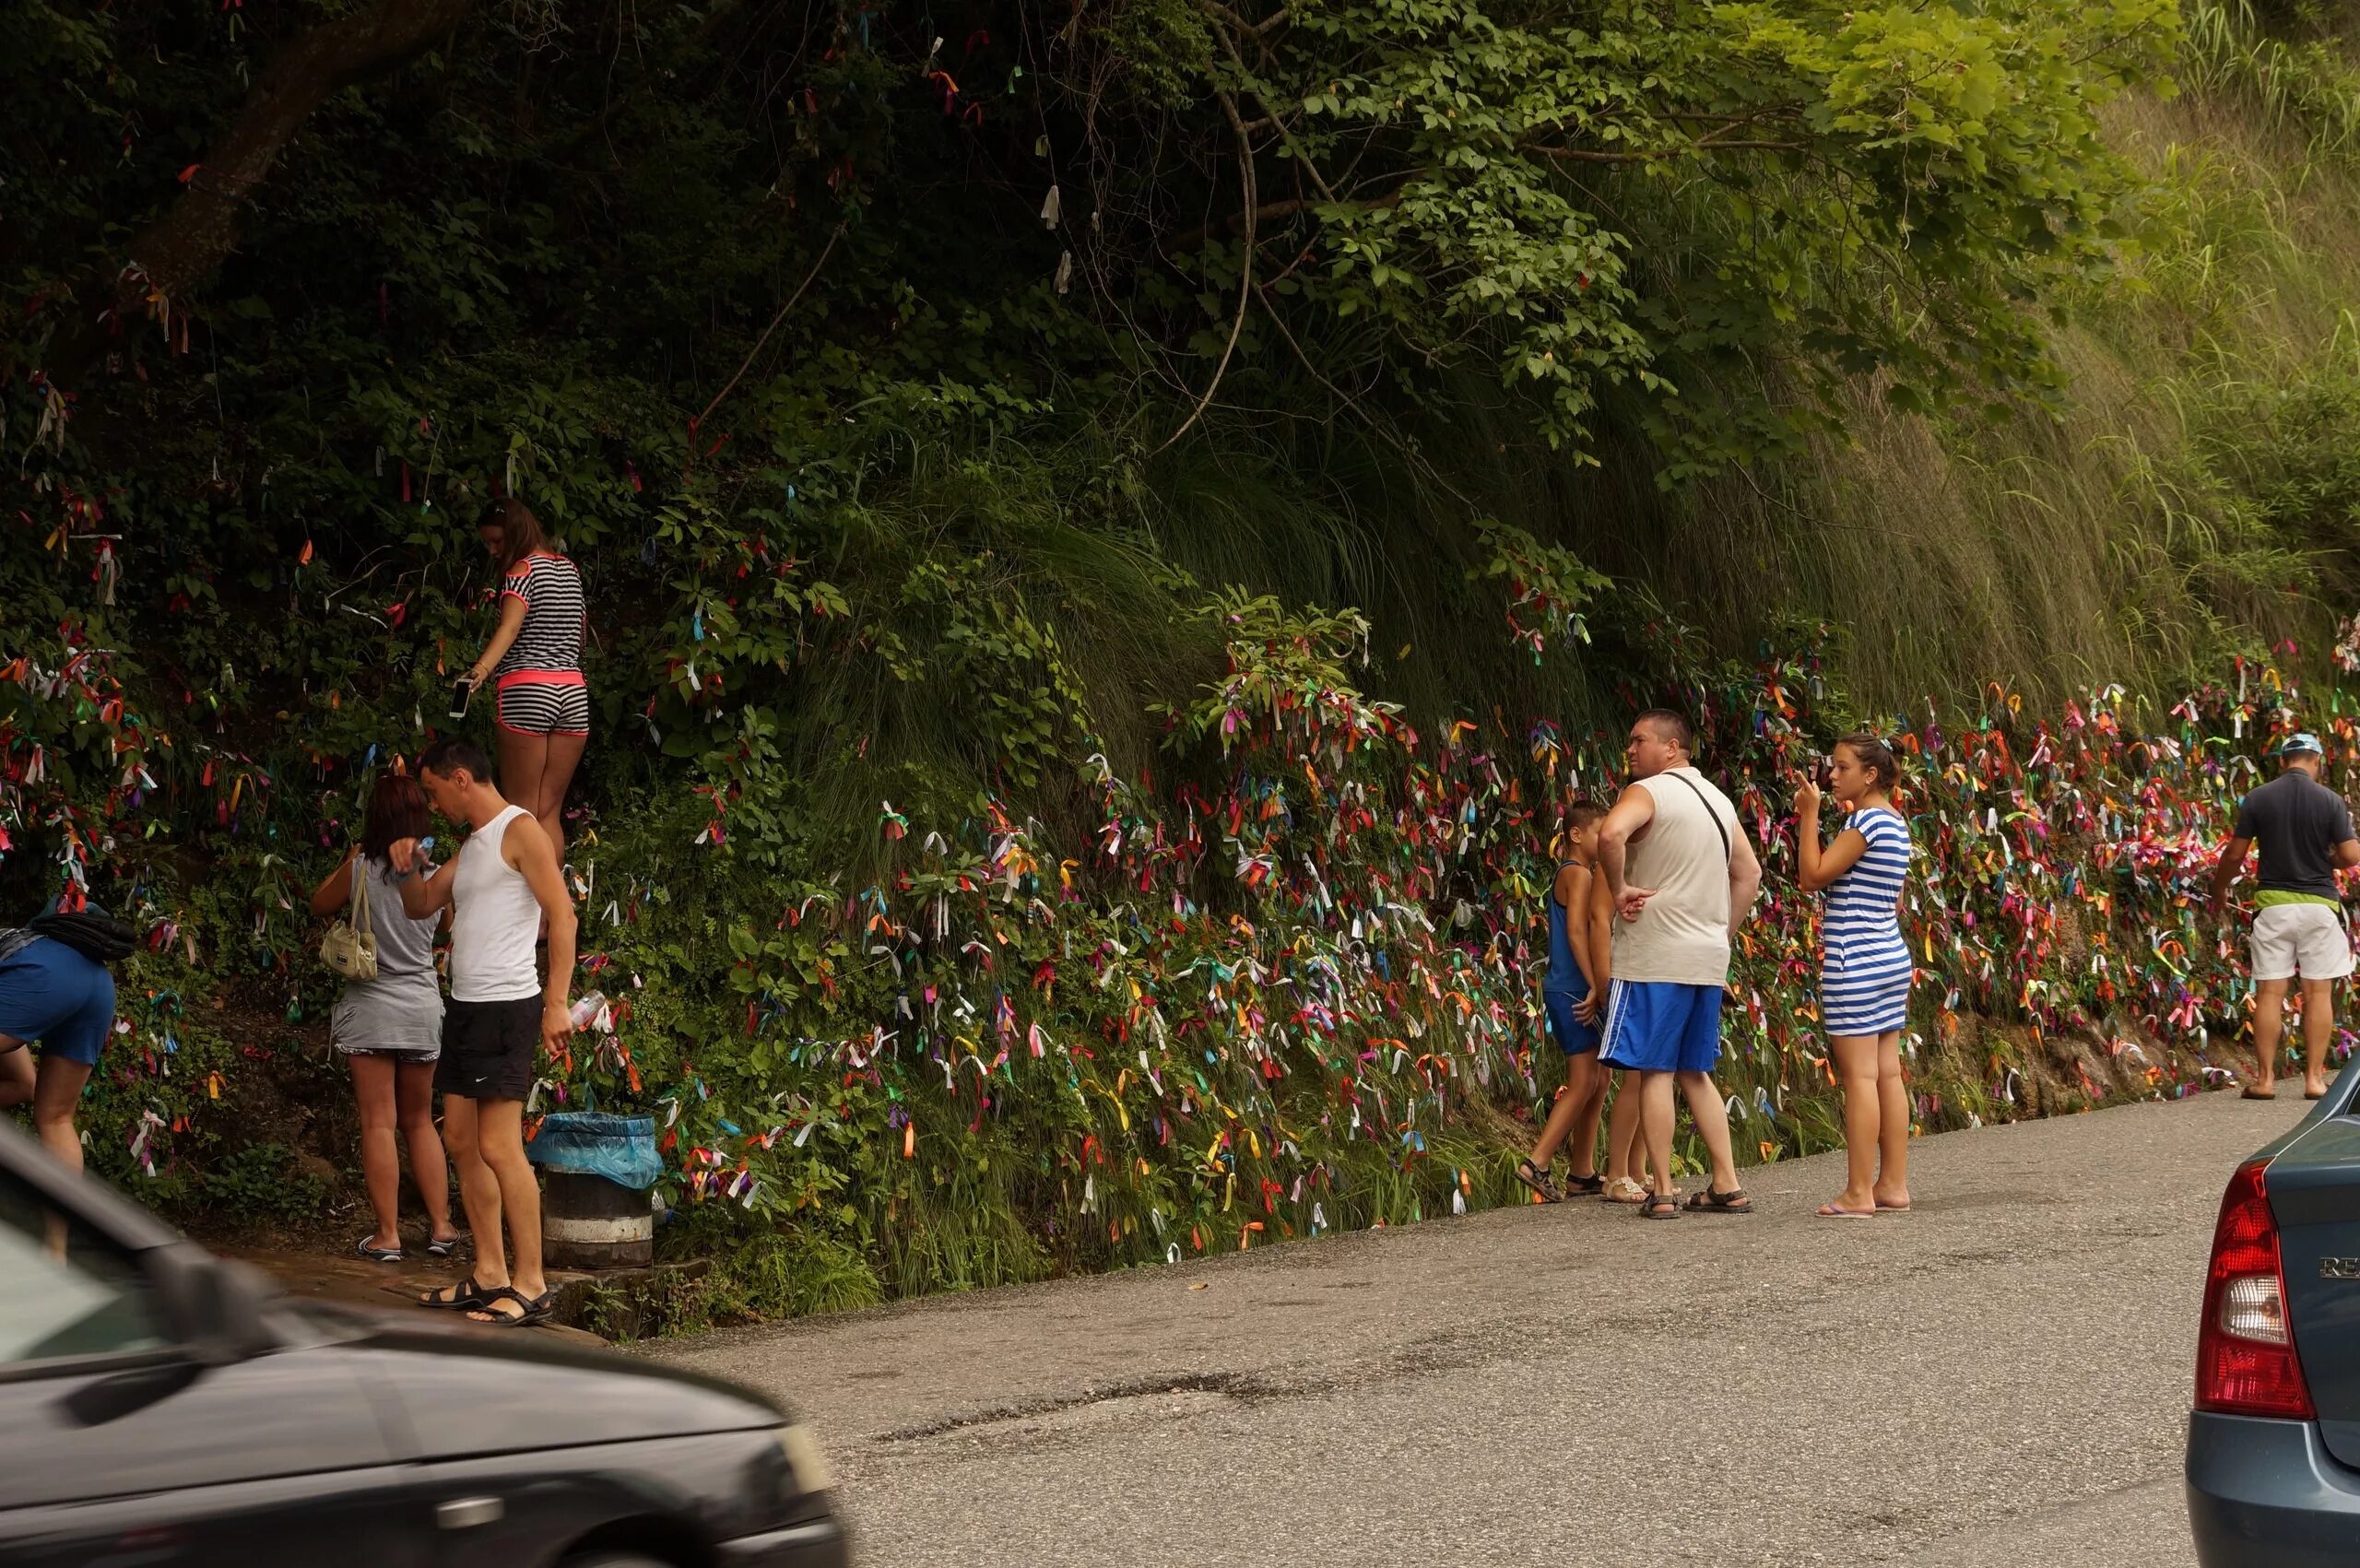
[2182, 0, 2360, 163]
[992, 9, 2360, 742]
[1509, 24, 2360, 715]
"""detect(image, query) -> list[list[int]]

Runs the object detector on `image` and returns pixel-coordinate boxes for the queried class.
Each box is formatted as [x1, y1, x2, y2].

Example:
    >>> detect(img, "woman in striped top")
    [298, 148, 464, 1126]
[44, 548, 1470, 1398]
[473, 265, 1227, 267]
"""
[1796, 733, 1913, 1219]
[464, 499, 589, 865]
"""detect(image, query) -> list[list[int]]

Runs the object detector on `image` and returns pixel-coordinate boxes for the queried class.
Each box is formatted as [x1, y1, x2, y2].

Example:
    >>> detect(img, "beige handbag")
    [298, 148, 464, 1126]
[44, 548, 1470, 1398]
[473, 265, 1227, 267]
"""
[319, 851, 380, 982]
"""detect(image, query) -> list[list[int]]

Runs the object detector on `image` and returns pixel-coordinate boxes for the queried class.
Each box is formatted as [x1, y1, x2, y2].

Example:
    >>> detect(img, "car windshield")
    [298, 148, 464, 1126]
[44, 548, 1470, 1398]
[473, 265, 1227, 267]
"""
[0, 1168, 168, 1365]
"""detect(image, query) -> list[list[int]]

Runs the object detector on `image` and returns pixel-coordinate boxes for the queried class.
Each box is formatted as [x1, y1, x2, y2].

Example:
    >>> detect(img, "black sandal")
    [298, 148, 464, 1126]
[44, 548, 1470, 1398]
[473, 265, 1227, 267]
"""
[1687, 1185, 1753, 1214]
[1638, 1194, 1682, 1219]
[1564, 1173, 1605, 1197]
[418, 1276, 492, 1311]
[1514, 1158, 1564, 1203]
[465, 1287, 556, 1328]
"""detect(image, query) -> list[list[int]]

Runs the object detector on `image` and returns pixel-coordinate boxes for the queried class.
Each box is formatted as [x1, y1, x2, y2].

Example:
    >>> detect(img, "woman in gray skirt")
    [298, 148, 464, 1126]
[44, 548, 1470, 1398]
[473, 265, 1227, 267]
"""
[310, 772, 462, 1261]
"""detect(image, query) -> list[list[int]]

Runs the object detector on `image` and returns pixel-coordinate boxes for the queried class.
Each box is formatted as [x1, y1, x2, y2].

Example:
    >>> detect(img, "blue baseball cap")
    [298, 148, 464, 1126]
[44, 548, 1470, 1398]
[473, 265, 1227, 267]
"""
[2279, 732, 2325, 757]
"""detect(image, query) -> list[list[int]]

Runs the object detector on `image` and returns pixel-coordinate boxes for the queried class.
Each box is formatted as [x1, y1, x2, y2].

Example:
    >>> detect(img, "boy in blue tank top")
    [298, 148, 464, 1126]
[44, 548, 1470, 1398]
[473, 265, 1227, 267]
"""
[1516, 800, 1610, 1201]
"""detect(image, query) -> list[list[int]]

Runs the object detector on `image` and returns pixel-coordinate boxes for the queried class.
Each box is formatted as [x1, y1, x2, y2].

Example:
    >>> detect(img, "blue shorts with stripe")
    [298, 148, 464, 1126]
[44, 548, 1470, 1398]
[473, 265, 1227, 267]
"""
[1598, 979, 1723, 1074]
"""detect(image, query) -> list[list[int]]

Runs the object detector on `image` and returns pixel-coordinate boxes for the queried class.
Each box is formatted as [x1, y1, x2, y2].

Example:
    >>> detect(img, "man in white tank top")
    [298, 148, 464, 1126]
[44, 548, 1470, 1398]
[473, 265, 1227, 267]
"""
[389, 736, 577, 1326]
[1596, 709, 1764, 1220]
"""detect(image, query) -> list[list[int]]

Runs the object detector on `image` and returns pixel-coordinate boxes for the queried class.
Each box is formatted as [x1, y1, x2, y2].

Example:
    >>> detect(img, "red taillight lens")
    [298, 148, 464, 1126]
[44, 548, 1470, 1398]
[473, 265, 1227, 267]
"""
[2195, 1159, 2316, 1420]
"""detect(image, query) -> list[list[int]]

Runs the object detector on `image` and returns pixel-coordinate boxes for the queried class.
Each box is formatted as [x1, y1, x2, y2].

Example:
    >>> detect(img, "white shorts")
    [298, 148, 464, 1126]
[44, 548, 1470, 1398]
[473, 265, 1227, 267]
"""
[2249, 902, 2354, 982]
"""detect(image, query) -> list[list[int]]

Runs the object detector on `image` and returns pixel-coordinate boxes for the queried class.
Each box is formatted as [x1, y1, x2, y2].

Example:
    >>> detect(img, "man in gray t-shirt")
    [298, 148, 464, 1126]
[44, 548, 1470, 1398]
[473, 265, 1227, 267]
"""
[2211, 733, 2360, 1100]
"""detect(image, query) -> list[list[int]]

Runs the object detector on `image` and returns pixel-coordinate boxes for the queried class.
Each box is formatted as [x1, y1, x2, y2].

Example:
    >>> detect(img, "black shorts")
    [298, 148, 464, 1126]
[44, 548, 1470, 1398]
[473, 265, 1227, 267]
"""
[435, 996, 542, 1102]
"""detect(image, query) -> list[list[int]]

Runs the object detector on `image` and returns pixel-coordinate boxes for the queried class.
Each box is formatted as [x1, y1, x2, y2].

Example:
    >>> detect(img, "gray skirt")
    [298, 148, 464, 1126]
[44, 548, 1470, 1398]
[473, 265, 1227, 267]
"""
[332, 970, 445, 1058]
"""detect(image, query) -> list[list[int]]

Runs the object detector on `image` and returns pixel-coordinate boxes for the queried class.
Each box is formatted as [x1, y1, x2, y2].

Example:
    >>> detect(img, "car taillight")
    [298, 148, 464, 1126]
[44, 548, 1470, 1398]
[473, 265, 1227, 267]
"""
[2195, 1159, 2316, 1420]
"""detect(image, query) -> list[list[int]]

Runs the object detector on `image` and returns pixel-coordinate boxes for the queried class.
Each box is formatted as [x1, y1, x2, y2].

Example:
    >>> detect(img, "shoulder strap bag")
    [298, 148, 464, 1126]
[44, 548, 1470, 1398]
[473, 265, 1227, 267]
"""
[1661, 770, 1732, 864]
[319, 851, 380, 982]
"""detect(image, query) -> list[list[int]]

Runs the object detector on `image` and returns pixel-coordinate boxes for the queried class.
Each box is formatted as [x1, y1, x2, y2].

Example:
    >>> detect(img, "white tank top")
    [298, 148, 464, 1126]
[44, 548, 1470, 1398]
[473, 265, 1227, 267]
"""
[449, 805, 541, 1002]
[1611, 766, 1740, 985]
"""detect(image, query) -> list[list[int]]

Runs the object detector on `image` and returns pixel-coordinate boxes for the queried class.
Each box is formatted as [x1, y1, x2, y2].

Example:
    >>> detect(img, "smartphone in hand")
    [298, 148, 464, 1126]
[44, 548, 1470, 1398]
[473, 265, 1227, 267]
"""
[448, 678, 473, 720]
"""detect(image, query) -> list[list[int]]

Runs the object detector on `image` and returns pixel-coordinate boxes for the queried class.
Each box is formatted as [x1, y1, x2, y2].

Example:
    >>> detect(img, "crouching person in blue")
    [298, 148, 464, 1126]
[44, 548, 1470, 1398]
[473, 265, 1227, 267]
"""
[0, 893, 132, 1176]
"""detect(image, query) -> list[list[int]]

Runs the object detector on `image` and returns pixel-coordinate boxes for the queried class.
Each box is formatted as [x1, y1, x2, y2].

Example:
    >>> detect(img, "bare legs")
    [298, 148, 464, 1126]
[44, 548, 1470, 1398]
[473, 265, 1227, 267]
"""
[6, 1042, 91, 1256]
[1829, 1032, 1878, 1213]
[496, 725, 587, 869]
[1636, 1068, 1740, 1202]
[442, 1093, 545, 1317]
[2254, 977, 2290, 1093]
[1823, 1031, 1911, 1213]
[0, 1039, 28, 1115]
[2253, 979, 2339, 1097]
[3, 1038, 90, 1162]
[351, 1054, 403, 1252]
[1872, 1032, 1910, 1208]
[442, 1095, 499, 1284]
[1526, 1054, 1601, 1173]
[2302, 978, 2335, 1098]
[1637, 1070, 1679, 1197]
[348, 1054, 456, 1251]
[1676, 1068, 1741, 1197]
[1567, 1068, 1607, 1179]
[397, 1058, 458, 1244]
[1601, 1071, 1654, 1194]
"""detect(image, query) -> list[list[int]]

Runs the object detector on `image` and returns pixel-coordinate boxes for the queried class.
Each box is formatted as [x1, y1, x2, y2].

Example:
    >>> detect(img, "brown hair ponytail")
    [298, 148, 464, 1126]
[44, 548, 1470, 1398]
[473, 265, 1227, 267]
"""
[1835, 732, 1902, 794]
[478, 497, 550, 573]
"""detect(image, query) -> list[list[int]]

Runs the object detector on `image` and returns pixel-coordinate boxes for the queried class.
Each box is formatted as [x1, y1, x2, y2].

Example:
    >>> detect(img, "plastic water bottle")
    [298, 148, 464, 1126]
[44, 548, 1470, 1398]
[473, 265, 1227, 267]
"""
[569, 991, 608, 1032]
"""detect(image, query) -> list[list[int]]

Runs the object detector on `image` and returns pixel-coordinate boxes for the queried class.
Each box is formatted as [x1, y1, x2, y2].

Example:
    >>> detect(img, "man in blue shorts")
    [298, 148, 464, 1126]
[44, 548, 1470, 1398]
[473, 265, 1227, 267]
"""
[1596, 709, 1763, 1219]
[0, 903, 121, 1176]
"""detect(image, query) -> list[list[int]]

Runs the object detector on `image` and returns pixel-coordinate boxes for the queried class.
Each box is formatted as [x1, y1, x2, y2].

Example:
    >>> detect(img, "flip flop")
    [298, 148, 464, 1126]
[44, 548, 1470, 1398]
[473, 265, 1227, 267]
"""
[2243, 1087, 2278, 1100]
[1514, 1158, 1564, 1204]
[355, 1237, 403, 1263]
[1817, 1203, 1874, 1220]
[1875, 1201, 1913, 1213]
[2306, 1090, 2330, 1101]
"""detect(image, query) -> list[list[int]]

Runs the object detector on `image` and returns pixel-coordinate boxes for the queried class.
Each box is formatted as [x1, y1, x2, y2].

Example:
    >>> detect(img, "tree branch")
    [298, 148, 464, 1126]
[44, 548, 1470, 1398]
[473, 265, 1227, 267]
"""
[693, 222, 847, 436]
[1193, 1, 1292, 40]
[58, 0, 476, 384]
[1211, 27, 1335, 206]
[1171, 185, 1404, 250]
[1534, 139, 1805, 163]
[1153, 91, 1258, 457]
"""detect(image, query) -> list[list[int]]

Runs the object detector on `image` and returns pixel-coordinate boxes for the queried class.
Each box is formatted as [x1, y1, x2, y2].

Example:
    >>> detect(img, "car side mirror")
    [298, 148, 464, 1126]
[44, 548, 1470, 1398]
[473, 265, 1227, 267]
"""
[148, 1244, 280, 1366]
[62, 1360, 203, 1427]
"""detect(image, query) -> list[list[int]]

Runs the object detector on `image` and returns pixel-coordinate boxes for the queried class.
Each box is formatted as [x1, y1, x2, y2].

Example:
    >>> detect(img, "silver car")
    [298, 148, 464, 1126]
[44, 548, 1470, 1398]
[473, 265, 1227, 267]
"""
[2186, 1075, 2360, 1563]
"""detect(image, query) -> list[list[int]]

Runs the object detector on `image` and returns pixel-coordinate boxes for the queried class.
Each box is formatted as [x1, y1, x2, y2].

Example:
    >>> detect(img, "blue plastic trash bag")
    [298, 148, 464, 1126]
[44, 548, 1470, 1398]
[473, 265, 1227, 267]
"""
[527, 1112, 662, 1190]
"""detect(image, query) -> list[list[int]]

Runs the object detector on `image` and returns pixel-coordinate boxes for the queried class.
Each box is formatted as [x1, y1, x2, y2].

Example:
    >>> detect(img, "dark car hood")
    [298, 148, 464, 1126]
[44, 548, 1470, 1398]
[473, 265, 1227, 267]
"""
[297, 1302, 785, 1458]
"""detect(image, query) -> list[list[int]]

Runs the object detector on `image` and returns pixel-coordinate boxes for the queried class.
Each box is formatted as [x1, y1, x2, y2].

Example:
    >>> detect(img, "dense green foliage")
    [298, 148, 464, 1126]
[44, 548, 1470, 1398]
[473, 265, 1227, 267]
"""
[9, 0, 2360, 1310]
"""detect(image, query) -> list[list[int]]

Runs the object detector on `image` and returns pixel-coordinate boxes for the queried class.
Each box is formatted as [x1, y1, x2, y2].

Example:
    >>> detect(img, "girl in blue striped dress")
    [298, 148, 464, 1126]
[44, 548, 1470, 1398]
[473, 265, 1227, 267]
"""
[1796, 734, 1914, 1219]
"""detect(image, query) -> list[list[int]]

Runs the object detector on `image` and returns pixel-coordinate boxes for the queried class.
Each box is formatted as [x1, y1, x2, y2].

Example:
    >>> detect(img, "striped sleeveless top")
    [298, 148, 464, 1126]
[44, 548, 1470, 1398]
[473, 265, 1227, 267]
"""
[494, 551, 585, 679]
[1823, 806, 1911, 967]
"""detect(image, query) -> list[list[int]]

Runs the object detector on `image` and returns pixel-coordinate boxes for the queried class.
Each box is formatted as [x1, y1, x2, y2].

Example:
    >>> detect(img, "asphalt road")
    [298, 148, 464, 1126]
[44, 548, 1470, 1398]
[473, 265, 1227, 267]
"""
[648, 1088, 2312, 1567]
